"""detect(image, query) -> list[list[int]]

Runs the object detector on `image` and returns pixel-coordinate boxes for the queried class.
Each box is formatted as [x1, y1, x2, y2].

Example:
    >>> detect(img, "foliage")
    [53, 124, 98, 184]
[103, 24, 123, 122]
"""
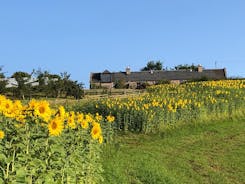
[11, 71, 31, 99]
[136, 82, 150, 89]
[0, 66, 7, 94]
[34, 70, 84, 99]
[156, 79, 170, 85]
[114, 79, 126, 89]
[141, 61, 163, 71]
[0, 66, 5, 78]
[1, 69, 84, 99]
[174, 63, 199, 71]
[0, 95, 115, 183]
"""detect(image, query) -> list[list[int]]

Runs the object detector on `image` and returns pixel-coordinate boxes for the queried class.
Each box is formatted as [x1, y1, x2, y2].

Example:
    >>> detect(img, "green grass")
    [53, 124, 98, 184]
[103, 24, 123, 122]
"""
[101, 118, 245, 184]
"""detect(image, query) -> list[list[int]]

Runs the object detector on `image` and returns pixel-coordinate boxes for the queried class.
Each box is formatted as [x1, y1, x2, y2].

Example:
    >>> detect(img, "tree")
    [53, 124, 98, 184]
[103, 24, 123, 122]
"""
[141, 61, 163, 71]
[44, 71, 84, 99]
[174, 64, 199, 71]
[59, 72, 84, 98]
[45, 74, 62, 98]
[5, 68, 84, 99]
[0, 66, 6, 94]
[64, 80, 84, 99]
[34, 69, 53, 96]
[11, 71, 31, 99]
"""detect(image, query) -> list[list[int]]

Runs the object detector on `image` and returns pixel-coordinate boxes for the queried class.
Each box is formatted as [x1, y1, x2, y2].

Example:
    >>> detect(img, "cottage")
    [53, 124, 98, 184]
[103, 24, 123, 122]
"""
[1, 77, 59, 88]
[90, 65, 227, 89]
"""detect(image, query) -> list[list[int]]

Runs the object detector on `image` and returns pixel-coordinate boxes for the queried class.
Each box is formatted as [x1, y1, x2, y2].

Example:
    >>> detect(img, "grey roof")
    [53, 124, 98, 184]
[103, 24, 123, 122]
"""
[1, 77, 62, 88]
[91, 69, 227, 83]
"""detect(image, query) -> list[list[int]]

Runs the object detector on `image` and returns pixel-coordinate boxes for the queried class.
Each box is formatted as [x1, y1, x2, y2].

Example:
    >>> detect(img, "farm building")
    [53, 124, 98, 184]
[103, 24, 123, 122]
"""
[90, 65, 227, 89]
[0, 77, 59, 88]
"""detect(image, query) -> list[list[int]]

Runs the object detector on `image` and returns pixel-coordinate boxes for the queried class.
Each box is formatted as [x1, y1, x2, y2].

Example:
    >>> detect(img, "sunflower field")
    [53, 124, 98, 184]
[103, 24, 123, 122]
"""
[74, 80, 245, 134]
[0, 79, 244, 183]
[0, 95, 114, 183]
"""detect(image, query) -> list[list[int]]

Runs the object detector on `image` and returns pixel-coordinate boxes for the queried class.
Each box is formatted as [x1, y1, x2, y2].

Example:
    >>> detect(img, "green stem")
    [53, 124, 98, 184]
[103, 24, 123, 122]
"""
[25, 123, 30, 155]
[6, 163, 10, 180]
[61, 164, 65, 184]
[11, 148, 16, 172]
[29, 175, 32, 184]
[45, 138, 49, 167]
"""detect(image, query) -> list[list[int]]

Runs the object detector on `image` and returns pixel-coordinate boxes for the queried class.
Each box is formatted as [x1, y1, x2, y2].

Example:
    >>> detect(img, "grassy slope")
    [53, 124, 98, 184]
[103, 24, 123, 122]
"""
[102, 118, 245, 184]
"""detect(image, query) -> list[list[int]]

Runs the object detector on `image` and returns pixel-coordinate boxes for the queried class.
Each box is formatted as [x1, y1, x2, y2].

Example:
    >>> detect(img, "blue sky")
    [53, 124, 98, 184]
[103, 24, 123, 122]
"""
[0, 0, 244, 88]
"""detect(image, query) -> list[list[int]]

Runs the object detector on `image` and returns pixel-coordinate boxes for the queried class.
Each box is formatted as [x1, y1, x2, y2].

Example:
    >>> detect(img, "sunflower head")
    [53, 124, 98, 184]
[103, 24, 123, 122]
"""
[34, 100, 52, 122]
[76, 113, 84, 122]
[3, 99, 14, 118]
[67, 111, 76, 129]
[0, 130, 5, 139]
[57, 106, 66, 119]
[28, 99, 38, 110]
[80, 120, 89, 129]
[95, 113, 102, 121]
[106, 115, 115, 123]
[48, 118, 64, 136]
[91, 123, 102, 140]
[98, 135, 103, 144]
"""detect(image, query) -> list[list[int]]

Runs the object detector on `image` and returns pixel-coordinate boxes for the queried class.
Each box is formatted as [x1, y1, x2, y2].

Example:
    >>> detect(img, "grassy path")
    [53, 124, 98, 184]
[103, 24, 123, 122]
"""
[102, 118, 245, 184]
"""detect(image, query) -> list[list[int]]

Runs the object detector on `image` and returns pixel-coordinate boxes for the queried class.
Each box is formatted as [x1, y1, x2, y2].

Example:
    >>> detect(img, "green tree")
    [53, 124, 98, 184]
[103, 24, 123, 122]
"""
[34, 69, 51, 96]
[0, 66, 6, 94]
[11, 71, 31, 99]
[46, 75, 62, 98]
[59, 72, 84, 99]
[64, 80, 84, 99]
[174, 64, 199, 71]
[141, 61, 163, 71]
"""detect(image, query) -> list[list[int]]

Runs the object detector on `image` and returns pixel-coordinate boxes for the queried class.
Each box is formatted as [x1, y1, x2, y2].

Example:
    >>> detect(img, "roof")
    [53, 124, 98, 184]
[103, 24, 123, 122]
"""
[91, 69, 227, 83]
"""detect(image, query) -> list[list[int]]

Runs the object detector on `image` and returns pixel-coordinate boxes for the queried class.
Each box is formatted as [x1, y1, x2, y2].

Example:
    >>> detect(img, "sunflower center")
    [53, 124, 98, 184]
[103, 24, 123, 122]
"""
[93, 129, 99, 135]
[51, 122, 57, 129]
[39, 106, 45, 114]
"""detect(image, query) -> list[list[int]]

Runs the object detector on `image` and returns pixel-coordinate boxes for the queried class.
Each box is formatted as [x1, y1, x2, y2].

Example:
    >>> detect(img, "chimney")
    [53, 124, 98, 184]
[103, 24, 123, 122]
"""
[197, 65, 203, 72]
[126, 66, 131, 75]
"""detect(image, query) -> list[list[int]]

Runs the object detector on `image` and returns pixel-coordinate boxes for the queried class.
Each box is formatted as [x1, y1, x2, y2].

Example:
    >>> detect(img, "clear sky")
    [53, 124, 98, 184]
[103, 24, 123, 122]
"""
[0, 0, 244, 88]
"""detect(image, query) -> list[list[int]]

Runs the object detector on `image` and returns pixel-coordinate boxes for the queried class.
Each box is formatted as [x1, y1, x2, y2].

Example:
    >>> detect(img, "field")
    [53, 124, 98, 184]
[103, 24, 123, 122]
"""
[102, 118, 245, 184]
[0, 79, 244, 183]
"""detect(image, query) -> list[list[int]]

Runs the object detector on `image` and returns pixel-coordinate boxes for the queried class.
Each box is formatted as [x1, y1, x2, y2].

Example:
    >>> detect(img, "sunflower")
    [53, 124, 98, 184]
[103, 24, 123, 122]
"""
[0, 95, 7, 112]
[3, 99, 14, 118]
[85, 114, 93, 123]
[98, 135, 103, 144]
[48, 118, 64, 136]
[95, 113, 102, 121]
[67, 111, 76, 129]
[76, 113, 84, 122]
[106, 115, 115, 123]
[12, 100, 26, 120]
[91, 123, 102, 140]
[56, 106, 66, 120]
[81, 120, 89, 129]
[34, 100, 52, 122]
[28, 99, 38, 110]
[77, 113, 89, 129]
[0, 130, 5, 139]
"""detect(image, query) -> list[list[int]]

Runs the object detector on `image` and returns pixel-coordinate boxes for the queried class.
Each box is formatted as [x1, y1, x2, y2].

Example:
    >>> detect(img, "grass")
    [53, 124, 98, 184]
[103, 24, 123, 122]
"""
[101, 118, 245, 184]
